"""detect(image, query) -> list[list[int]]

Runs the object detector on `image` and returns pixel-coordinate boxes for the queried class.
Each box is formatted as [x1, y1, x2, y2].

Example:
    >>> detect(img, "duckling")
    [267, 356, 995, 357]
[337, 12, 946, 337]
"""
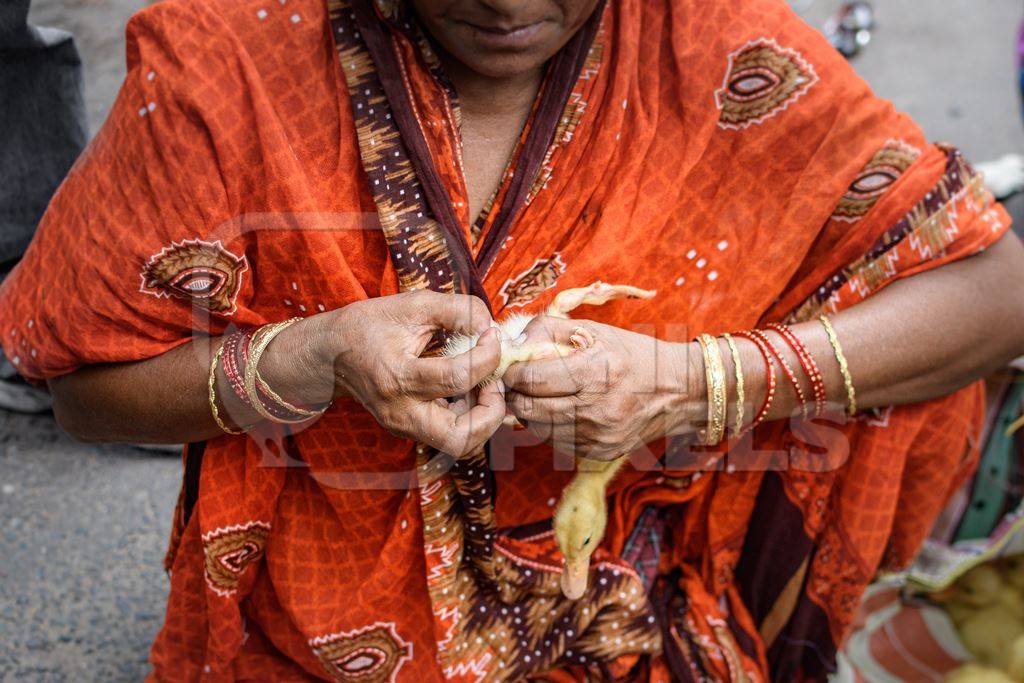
[937, 564, 1018, 626]
[935, 563, 1024, 671]
[553, 456, 625, 599]
[945, 664, 1017, 683]
[444, 311, 587, 385]
[1008, 633, 1024, 682]
[959, 606, 1024, 671]
[444, 281, 656, 599]
[443, 282, 655, 378]
[996, 554, 1024, 594]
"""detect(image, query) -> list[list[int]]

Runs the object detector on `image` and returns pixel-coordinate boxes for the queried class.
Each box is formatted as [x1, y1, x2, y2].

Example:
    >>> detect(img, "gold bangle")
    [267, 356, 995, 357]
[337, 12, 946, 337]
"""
[820, 315, 857, 415]
[697, 334, 727, 446]
[723, 333, 745, 436]
[255, 375, 324, 418]
[244, 318, 309, 424]
[208, 343, 244, 435]
[251, 320, 319, 418]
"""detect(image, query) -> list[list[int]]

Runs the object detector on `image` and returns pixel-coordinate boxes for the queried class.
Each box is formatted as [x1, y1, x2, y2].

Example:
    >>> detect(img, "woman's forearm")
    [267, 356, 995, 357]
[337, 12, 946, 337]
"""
[47, 317, 333, 444]
[717, 232, 1024, 424]
[822, 232, 1024, 408]
[49, 336, 237, 443]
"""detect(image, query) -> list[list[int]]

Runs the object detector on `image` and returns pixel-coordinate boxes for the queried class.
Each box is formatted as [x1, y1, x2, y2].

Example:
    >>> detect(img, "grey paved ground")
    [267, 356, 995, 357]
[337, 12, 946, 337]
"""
[0, 413, 178, 681]
[1, 0, 1022, 680]
[26, 0, 154, 137]
[800, 0, 1024, 162]
[5, 1, 169, 679]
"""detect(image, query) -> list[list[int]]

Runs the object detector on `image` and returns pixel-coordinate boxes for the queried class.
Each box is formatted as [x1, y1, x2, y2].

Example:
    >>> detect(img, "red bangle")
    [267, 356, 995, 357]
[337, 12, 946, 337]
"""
[222, 329, 255, 408]
[767, 322, 826, 417]
[733, 330, 777, 431]
[747, 329, 808, 419]
[235, 326, 316, 423]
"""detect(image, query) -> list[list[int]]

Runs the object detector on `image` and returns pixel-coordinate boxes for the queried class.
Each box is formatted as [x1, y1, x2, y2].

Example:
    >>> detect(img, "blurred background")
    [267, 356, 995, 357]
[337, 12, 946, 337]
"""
[1, 0, 1022, 679]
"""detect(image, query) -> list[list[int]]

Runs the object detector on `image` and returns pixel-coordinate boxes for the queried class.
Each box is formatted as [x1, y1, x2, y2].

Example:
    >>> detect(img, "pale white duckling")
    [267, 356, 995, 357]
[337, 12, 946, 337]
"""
[444, 281, 656, 599]
[444, 281, 655, 379]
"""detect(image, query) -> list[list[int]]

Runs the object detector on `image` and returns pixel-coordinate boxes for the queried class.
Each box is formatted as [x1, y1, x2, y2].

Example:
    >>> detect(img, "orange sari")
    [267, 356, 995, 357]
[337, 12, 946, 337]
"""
[0, 0, 1010, 680]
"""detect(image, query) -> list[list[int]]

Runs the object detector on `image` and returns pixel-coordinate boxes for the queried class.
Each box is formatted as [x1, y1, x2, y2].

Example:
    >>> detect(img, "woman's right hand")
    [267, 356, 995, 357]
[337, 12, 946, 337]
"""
[47, 290, 504, 448]
[304, 290, 505, 457]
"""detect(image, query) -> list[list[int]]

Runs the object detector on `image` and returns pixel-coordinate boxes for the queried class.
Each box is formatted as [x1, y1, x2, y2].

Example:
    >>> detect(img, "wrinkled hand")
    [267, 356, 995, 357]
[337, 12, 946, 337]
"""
[314, 290, 505, 457]
[503, 316, 700, 460]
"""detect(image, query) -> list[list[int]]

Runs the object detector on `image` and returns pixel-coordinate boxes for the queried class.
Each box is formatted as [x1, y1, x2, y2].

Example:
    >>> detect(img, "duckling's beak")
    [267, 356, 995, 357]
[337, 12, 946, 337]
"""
[561, 557, 590, 600]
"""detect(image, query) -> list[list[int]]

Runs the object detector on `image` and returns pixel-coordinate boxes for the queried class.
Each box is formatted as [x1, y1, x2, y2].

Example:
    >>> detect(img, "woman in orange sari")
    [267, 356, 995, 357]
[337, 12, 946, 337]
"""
[2, 0, 1024, 679]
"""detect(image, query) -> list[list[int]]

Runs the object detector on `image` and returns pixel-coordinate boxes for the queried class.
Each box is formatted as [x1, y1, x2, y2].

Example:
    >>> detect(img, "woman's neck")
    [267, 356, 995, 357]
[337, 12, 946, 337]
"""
[439, 55, 545, 118]
[437, 54, 546, 223]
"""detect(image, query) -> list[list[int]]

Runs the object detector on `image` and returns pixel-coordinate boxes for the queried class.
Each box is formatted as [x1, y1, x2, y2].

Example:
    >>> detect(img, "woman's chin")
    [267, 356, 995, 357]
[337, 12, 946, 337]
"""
[452, 50, 552, 80]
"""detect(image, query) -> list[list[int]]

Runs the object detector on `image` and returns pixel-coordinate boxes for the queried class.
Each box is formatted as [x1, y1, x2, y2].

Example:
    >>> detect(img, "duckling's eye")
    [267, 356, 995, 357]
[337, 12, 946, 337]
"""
[582, 536, 591, 546]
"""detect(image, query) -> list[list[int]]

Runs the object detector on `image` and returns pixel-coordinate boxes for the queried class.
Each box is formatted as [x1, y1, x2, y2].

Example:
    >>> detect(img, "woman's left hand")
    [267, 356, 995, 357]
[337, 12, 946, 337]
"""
[503, 316, 702, 460]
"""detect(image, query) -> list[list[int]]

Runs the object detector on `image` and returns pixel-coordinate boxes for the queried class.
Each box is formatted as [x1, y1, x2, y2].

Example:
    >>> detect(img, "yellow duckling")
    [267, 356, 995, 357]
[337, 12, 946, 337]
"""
[997, 554, 1024, 594]
[935, 563, 1024, 672]
[959, 606, 1024, 672]
[945, 664, 1017, 683]
[553, 456, 626, 599]
[937, 564, 1018, 625]
[1008, 633, 1024, 682]
[445, 281, 656, 599]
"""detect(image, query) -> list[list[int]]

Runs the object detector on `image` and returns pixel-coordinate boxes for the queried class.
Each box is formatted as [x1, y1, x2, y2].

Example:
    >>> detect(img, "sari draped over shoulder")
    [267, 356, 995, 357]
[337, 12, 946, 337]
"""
[0, 0, 1011, 679]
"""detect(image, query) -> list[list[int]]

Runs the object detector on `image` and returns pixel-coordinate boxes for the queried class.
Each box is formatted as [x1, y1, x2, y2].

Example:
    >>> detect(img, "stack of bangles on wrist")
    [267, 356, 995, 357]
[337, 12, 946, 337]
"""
[207, 318, 331, 434]
[696, 315, 857, 447]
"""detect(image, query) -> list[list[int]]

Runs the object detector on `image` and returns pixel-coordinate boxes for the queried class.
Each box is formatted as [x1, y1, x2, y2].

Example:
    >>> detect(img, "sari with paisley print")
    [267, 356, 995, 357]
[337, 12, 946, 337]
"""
[0, 0, 1010, 680]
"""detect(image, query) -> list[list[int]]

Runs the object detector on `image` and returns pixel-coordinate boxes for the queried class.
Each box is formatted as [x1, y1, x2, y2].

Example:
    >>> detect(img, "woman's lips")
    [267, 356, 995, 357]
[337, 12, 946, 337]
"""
[459, 19, 547, 50]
